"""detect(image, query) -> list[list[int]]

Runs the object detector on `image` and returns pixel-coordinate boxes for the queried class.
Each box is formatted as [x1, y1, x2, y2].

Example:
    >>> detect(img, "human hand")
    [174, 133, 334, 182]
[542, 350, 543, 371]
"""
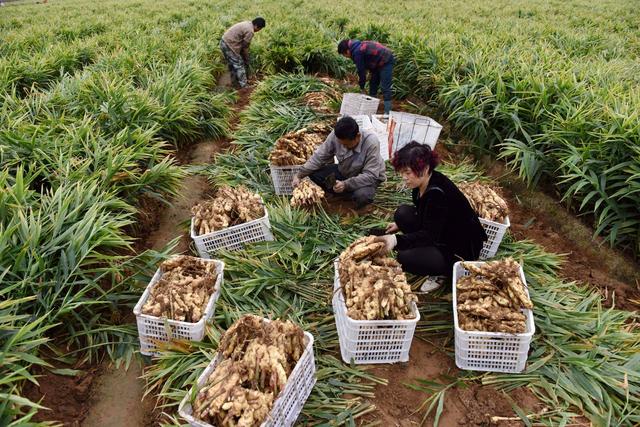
[385, 222, 399, 234]
[333, 180, 346, 193]
[373, 235, 397, 254]
[292, 175, 301, 188]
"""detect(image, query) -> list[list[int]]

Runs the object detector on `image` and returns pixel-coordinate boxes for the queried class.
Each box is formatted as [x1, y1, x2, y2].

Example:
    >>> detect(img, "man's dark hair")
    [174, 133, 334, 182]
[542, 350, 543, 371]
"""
[337, 39, 350, 54]
[335, 116, 359, 140]
[391, 141, 440, 175]
[252, 17, 266, 29]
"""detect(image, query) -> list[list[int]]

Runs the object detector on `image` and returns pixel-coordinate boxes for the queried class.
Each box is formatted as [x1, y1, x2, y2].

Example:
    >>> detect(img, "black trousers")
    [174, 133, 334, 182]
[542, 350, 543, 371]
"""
[394, 204, 449, 276]
[309, 164, 377, 208]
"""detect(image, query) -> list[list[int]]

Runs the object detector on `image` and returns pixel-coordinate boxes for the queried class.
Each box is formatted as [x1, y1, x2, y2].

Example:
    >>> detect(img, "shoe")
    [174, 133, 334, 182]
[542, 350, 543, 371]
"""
[367, 227, 386, 236]
[419, 276, 446, 292]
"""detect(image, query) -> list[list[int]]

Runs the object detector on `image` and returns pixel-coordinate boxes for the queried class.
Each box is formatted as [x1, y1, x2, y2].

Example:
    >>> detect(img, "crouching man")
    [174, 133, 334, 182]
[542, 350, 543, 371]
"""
[292, 116, 386, 209]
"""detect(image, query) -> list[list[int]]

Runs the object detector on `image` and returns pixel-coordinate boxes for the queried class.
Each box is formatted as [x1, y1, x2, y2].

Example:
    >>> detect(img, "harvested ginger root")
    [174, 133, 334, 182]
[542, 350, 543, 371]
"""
[291, 178, 324, 208]
[141, 255, 218, 322]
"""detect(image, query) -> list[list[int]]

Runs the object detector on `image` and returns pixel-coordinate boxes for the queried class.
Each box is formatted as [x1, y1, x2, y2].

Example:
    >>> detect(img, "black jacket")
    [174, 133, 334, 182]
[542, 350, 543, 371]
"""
[395, 171, 487, 263]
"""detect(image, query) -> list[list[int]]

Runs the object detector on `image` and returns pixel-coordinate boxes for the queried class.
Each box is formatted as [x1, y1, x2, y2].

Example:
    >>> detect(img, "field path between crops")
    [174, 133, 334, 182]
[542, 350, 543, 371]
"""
[82, 76, 252, 427]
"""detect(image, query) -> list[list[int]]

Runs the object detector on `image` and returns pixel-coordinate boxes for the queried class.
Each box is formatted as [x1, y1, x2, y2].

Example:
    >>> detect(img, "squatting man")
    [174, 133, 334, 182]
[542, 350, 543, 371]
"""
[292, 116, 386, 209]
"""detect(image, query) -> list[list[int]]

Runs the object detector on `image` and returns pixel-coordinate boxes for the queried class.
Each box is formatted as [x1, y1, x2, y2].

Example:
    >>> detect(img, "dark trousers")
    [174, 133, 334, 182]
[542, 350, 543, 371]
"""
[219, 40, 247, 88]
[309, 164, 376, 208]
[394, 204, 449, 276]
[370, 57, 394, 102]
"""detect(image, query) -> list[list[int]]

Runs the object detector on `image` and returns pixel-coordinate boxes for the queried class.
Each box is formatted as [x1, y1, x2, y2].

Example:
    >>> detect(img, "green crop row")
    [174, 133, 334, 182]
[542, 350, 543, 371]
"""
[1, 0, 235, 423]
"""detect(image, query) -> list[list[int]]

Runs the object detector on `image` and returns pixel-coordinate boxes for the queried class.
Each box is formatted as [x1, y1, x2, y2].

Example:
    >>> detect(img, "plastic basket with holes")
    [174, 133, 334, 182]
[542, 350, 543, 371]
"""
[133, 259, 224, 356]
[333, 260, 420, 364]
[338, 114, 372, 131]
[178, 329, 316, 427]
[452, 261, 535, 373]
[339, 93, 380, 116]
[190, 199, 274, 258]
[373, 112, 443, 159]
[478, 216, 510, 260]
[370, 115, 390, 160]
[270, 164, 303, 195]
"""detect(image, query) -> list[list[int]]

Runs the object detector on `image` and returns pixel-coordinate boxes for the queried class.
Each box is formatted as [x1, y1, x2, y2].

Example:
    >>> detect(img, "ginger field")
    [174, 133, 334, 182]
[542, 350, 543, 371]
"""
[1, 0, 639, 426]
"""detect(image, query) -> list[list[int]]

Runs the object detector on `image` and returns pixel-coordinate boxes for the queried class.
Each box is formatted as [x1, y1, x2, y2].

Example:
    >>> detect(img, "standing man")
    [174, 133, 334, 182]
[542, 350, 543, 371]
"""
[292, 116, 386, 209]
[338, 39, 395, 115]
[220, 17, 266, 89]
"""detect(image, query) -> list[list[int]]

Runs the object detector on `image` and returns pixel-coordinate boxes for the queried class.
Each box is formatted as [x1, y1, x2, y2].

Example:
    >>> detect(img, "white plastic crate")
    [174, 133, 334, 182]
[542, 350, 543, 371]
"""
[178, 331, 316, 427]
[371, 115, 391, 161]
[270, 164, 303, 195]
[452, 261, 535, 373]
[478, 216, 510, 260]
[333, 260, 420, 364]
[190, 201, 274, 258]
[338, 114, 372, 131]
[375, 112, 443, 160]
[339, 93, 380, 116]
[133, 260, 224, 356]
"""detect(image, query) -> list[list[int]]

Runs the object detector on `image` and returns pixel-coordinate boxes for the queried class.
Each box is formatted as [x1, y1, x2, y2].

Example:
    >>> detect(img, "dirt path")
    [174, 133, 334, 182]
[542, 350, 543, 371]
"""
[81, 142, 222, 427]
[144, 140, 222, 253]
[80, 75, 252, 427]
[362, 338, 543, 427]
[83, 363, 153, 427]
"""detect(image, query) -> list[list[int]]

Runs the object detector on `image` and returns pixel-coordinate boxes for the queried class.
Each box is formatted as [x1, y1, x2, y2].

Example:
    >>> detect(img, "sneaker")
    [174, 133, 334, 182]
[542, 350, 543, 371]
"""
[419, 276, 446, 293]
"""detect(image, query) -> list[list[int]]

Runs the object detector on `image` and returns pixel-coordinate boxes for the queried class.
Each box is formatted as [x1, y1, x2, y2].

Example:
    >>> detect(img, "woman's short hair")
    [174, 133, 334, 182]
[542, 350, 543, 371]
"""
[391, 141, 440, 175]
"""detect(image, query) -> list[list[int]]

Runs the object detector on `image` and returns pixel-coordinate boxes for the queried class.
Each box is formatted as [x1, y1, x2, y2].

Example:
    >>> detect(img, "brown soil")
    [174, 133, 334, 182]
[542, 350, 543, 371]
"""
[360, 339, 543, 427]
[129, 195, 165, 253]
[142, 141, 220, 253]
[83, 362, 156, 427]
[505, 187, 640, 311]
[23, 363, 100, 426]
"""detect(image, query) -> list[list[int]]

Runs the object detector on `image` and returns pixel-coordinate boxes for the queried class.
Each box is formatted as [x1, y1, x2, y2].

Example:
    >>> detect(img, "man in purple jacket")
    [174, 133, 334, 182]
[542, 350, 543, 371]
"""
[338, 39, 395, 114]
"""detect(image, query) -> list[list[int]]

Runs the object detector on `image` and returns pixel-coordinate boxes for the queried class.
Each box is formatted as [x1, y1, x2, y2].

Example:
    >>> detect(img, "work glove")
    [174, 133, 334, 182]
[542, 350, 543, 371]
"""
[373, 234, 397, 255]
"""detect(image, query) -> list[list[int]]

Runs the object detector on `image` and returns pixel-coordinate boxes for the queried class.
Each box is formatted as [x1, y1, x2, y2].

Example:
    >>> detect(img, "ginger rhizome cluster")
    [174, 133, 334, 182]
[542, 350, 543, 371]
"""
[338, 236, 417, 320]
[142, 256, 218, 323]
[192, 186, 264, 236]
[457, 258, 533, 333]
[459, 181, 509, 223]
[192, 315, 306, 426]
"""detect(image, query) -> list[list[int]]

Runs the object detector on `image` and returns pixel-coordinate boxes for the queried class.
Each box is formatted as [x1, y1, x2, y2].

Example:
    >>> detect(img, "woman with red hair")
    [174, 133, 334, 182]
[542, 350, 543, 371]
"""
[374, 142, 487, 291]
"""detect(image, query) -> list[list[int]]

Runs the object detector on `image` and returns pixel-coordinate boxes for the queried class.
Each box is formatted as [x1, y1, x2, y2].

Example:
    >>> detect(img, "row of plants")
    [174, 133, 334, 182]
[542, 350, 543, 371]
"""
[1, 0, 238, 423]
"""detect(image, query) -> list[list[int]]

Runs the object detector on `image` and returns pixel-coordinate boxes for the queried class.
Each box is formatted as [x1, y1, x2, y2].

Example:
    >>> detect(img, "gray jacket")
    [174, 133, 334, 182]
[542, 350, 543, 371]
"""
[298, 129, 386, 191]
